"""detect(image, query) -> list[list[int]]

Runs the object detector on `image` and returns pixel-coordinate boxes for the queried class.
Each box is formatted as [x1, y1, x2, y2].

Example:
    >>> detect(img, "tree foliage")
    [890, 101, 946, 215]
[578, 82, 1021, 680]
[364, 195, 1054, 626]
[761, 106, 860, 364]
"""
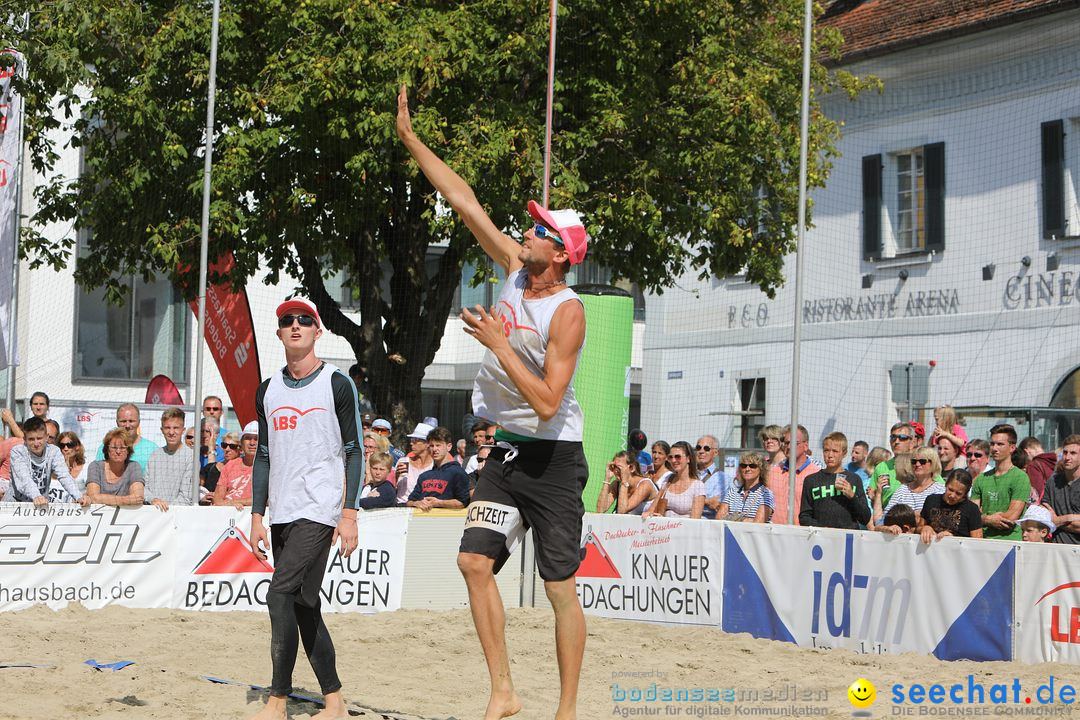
[2, 0, 871, 426]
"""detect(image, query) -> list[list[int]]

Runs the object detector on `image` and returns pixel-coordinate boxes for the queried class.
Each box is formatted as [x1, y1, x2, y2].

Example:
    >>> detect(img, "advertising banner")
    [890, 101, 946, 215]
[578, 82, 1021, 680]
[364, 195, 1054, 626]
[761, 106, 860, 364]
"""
[173, 507, 409, 613]
[722, 523, 1016, 660]
[0, 504, 175, 611]
[1014, 541, 1080, 664]
[52, 403, 185, 461]
[186, 254, 261, 426]
[576, 512, 722, 627]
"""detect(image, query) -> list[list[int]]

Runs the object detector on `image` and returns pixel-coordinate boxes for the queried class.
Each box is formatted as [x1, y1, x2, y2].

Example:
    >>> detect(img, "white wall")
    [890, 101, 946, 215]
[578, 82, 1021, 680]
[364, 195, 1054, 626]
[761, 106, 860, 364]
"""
[639, 10, 1080, 451]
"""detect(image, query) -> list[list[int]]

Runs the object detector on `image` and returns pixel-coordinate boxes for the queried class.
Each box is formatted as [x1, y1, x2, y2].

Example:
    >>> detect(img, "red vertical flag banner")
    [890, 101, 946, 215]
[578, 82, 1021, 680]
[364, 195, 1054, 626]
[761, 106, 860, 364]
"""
[186, 254, 261, 426]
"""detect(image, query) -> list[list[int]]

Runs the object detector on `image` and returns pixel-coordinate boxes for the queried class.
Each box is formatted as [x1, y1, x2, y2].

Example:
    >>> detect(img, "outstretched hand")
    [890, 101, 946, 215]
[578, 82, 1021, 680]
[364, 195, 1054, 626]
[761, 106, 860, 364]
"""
[461, 305, 508, 352]
[396, 83, 414, 141]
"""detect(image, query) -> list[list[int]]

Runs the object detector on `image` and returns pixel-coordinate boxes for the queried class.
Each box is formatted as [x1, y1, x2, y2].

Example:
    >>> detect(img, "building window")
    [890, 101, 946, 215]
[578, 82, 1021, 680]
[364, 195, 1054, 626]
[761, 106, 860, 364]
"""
[1042, 118, 1080, 239]
[896, 148, 925, 252]
[323, 268, 362, 311]
[738, 377, 766, 448]
[75, 276, 189, 382]
[862, 142, 945, 259]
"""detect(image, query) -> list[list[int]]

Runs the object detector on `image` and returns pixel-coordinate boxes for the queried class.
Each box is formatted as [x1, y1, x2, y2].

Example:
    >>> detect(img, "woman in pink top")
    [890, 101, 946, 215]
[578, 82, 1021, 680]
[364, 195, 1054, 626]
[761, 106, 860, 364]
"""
[213, 423, 257, 508]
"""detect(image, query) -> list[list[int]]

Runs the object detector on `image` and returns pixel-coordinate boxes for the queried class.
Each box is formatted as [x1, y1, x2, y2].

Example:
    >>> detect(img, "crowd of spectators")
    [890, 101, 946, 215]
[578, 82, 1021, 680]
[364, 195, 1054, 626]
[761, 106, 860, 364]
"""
[0, 391, 484, 516]
[595, 404, 1079, 546]
[3, 393, 1079, 547]
[0, 393, 257, 511]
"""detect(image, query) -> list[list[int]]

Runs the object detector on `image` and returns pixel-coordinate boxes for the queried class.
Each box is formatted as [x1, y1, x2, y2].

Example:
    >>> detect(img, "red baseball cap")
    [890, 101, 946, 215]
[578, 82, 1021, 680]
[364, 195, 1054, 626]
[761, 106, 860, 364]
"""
[527, 200, 588, 265]
[276, 298, 321, 326]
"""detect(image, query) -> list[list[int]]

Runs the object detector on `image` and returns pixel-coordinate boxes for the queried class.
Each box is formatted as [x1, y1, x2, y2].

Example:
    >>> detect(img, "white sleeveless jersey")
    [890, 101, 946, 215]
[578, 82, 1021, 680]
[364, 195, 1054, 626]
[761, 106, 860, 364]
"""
[262, 362, 346, 526]
[472, 269, 584, 441]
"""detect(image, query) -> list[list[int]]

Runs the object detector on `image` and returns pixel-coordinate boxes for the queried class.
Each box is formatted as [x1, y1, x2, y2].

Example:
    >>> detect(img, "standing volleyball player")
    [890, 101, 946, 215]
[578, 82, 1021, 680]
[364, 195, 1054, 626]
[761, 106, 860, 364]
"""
[249, 298, 363, 720]
[397, 85, 589, 720]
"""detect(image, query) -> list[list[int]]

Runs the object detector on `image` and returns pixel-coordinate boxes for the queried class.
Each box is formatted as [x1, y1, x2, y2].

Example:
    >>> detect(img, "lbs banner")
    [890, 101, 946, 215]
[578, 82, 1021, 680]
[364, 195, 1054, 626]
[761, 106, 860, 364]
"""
[1014, 541, 1080, 664]
[722, 523, 1016, 660]
[173, 508, 409, 613]
[0, 504, 175, 611]
[577, 513, 722, 626]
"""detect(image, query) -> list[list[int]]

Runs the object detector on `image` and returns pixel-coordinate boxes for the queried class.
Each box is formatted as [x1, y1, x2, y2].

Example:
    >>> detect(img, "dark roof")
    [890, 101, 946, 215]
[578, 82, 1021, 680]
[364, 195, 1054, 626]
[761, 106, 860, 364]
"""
[820, 0, 1080, 63]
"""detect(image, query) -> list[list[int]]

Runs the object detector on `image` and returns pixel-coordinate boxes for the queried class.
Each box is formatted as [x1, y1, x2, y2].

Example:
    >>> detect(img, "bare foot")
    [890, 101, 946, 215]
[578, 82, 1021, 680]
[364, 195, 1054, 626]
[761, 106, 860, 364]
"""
[484, 690, 522, 720]
[309, 690, 347, 719]
[249, 696, 287, 720]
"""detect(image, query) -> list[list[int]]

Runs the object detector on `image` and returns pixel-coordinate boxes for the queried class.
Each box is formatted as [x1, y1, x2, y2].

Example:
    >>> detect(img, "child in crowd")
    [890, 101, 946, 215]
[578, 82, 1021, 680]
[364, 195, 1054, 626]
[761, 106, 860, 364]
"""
[359, 451, 397, 509]
[878, 503, 918, 535]
[1019, 505, 1055, 542]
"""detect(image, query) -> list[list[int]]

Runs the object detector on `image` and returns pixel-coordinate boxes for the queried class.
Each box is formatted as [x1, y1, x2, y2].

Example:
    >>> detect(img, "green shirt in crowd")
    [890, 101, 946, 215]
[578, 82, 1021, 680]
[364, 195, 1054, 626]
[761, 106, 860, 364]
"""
[971, 466, 1030, 541]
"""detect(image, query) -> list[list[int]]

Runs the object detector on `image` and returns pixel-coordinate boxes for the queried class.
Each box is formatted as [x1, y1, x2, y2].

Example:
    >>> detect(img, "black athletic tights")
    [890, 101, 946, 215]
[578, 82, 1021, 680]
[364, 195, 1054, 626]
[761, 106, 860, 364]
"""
[267, 589, 341, 697]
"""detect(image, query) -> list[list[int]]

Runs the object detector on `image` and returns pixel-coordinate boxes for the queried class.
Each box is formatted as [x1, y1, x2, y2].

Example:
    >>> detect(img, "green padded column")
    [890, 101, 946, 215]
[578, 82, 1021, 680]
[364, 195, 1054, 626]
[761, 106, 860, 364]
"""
[573, 285, 633, 512]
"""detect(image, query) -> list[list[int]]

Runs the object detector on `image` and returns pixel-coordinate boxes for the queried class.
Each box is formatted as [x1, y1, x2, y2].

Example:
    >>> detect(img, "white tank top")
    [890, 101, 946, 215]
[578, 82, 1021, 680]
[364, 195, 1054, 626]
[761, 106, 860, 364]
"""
[262, 362, 346, 527]
[473, 269, 584, 441]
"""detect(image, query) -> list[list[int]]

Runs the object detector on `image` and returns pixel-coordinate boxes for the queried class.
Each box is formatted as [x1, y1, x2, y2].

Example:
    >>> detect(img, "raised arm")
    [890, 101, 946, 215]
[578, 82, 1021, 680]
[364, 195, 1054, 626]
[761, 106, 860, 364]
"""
[396, 84, 522, 274]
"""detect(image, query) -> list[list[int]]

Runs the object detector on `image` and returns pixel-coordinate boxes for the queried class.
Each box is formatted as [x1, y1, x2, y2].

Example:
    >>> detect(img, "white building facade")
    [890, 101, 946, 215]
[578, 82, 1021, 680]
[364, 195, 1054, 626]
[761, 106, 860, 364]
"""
[639, 3, 1080, 452]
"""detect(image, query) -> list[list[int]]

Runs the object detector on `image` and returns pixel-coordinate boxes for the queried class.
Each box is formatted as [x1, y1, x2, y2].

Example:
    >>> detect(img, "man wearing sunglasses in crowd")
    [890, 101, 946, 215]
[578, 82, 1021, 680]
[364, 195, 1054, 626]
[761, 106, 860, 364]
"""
[697, 435, 730, 520]
[871, 422, 918, 509]
[247, 298, 363, 720]
[398, 83, 589, 720]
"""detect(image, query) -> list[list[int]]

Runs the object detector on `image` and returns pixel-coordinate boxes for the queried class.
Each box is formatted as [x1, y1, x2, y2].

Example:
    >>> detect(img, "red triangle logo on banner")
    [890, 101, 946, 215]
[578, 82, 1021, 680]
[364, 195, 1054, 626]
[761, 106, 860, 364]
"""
[193, 527, 273, 575]
[577, 531, 621, 579]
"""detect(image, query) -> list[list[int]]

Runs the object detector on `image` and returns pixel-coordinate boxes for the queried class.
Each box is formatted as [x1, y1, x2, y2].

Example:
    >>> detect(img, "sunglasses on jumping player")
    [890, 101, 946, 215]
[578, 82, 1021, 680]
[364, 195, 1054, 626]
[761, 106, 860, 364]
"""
[278, 314, 317, 329]
[532, 224, 564, 245]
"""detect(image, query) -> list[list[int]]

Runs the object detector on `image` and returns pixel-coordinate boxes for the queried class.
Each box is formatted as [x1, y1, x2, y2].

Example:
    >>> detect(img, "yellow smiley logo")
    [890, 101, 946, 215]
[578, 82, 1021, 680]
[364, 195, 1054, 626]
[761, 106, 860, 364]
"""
[848, 678, 876, 709]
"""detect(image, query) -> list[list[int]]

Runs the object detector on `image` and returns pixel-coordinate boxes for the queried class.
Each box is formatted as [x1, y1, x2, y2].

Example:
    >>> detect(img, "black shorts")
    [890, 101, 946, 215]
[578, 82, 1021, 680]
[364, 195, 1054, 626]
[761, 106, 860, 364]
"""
[460, 440, 588, 582]
[269, 519, 334, 607]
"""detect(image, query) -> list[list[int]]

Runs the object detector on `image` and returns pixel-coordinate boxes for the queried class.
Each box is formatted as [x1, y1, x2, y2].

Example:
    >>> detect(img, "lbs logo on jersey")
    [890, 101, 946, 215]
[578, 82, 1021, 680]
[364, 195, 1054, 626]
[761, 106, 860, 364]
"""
[269, 405, 326, 431]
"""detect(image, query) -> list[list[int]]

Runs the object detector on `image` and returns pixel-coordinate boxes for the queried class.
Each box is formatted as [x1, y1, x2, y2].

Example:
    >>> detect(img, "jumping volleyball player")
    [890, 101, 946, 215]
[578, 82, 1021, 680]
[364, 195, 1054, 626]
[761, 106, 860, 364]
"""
[397, 84, 590, 720]
[249, 298, 363, 720]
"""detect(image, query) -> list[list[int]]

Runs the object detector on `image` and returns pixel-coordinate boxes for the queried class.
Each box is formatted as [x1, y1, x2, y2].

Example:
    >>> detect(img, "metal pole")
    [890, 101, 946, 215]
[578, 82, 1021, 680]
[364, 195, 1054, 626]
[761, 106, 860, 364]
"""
[192, 0, 221, 503]
[906, 362, 913, 422]
[520, 0, 559, 604]
[541, 0, 558, 208]
[4, 49, 27, 419]
[787, 0, 814, 523]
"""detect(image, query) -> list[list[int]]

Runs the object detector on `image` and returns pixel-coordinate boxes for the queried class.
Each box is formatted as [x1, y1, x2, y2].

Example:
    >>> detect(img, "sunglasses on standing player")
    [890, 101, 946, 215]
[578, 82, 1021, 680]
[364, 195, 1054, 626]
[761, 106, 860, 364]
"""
[532, 224, 564, 246]
[278, 314, 317, 329]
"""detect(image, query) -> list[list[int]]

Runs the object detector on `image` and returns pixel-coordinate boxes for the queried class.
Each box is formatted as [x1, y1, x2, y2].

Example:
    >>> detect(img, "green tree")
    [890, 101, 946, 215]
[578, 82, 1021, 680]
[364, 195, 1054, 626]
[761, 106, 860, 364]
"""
[4, 0, 870, 429]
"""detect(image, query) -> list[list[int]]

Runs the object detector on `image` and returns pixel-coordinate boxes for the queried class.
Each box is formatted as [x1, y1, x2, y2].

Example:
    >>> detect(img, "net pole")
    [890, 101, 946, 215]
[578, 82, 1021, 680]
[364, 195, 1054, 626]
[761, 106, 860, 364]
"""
[541, 0, 558, 208]
[192, 0, 221, 503]
[787, 0, 813, 523]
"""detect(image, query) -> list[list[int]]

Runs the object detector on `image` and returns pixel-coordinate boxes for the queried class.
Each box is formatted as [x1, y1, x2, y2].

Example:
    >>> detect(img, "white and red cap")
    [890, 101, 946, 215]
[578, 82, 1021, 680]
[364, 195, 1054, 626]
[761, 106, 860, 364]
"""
[275, 297, 321, 326]
[527, 200, 588, 266]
